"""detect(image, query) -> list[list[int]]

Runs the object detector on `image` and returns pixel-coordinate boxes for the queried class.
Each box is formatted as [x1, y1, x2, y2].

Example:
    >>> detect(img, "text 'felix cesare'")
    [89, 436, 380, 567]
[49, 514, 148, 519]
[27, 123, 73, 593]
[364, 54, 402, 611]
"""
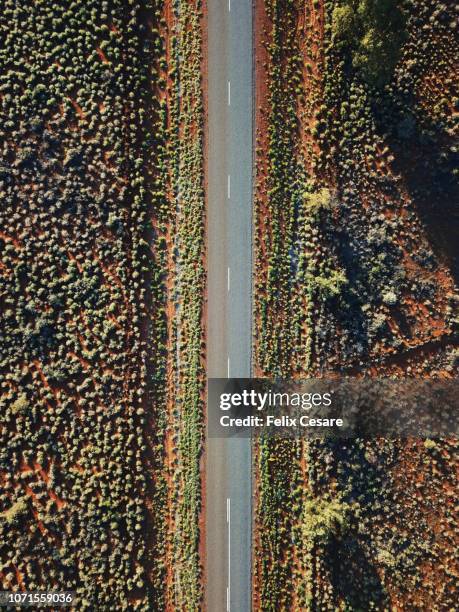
[219, 389, 344, 429]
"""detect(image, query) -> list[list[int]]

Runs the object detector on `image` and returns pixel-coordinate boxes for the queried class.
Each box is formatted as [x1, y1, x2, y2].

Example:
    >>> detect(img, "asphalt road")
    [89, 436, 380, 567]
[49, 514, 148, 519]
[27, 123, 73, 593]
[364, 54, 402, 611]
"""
[206, 0, 253, 610]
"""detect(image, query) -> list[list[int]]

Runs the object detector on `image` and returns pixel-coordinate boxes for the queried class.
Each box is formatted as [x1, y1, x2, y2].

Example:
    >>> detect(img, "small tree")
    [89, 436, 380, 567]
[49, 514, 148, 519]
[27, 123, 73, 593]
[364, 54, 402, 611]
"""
[303, 497, 352, 544]
[310, 269, 348, 298]
[1, 498, 28, 526]
[10, 394, 29, 415]
[303, 188, 333, 216]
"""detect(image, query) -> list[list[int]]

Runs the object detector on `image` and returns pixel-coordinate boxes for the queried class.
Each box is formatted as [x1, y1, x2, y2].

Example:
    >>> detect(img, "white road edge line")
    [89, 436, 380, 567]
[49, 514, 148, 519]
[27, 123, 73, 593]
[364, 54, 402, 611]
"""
[227, 267, 231, 292]
[228, 80, 231, 106]
[228, 0, 231, 12]
[227, 498, 231, 611]
[227, 356, 230, 378]
[227, 174, 231, 199]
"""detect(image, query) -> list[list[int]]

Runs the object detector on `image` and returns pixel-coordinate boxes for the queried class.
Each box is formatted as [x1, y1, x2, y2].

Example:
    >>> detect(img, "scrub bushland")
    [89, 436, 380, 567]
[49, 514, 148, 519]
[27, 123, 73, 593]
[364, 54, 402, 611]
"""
[0, 0, 205, 609]
[253, 0, 458, 609]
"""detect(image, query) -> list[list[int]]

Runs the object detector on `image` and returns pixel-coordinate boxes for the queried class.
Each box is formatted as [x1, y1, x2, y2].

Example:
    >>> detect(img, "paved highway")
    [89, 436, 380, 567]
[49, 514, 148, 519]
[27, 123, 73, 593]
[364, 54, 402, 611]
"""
[206, 0, 253, 610]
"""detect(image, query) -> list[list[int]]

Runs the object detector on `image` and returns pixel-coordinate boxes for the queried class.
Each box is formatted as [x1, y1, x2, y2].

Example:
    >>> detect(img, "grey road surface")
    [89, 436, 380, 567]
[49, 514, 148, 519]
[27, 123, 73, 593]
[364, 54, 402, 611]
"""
[206, 0, 253, 611]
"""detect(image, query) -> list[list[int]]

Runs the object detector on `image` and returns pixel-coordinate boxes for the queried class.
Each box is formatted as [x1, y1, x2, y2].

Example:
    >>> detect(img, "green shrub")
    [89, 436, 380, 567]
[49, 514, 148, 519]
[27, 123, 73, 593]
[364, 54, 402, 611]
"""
[310, 269, 348, 298]
[303, 188, 332, 215]
[1, 498, 28, 525]
[303, 497, 352, 544]
[10, 394, 29, 415]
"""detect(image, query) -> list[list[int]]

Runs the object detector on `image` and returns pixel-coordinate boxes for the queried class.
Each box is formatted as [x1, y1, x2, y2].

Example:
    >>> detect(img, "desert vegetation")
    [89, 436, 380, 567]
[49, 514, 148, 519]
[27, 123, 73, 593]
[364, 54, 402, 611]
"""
[0, 0, 204, 609]
[253, 0, 458, 609]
